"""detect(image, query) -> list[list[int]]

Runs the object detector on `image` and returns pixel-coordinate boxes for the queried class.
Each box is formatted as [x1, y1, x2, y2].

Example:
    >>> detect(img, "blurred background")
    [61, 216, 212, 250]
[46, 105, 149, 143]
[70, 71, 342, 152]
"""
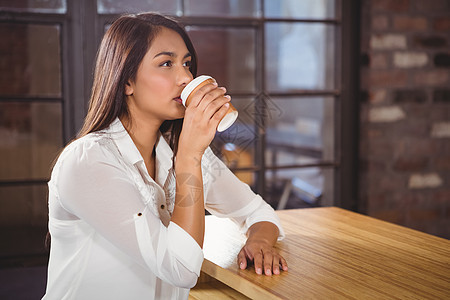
[0, 0, 449, 297]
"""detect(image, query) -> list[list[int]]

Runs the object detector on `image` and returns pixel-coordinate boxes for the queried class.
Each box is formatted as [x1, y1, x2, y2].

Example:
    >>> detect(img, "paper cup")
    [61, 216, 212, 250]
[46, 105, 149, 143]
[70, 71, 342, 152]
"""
[181, 75, 238, 132]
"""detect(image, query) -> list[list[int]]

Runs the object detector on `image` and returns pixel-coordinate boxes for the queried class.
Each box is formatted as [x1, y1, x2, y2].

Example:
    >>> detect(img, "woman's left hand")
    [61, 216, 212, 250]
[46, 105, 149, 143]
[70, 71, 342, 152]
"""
[237, 238, 288, 276]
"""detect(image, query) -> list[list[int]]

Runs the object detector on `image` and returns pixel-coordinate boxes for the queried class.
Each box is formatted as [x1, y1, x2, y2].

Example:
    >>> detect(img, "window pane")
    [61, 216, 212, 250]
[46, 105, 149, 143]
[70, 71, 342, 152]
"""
[264, 97, 335, 166]
[266, 168, 334, 209]
[0, 0, 66, 13]
[264, 0, 336, 19]
[185, 0, 260, 17]
[187, 26, 256, 93]
[212, 97, 256, 169]
[0, 23, 61, 97]
[0, 102, 63, 181]
[265, 23, 335, 91]
[0, 184, 48, 227]
[0, 184, 48, 259]
[97, 0, 178, 14]
[232, 171, 255, 190]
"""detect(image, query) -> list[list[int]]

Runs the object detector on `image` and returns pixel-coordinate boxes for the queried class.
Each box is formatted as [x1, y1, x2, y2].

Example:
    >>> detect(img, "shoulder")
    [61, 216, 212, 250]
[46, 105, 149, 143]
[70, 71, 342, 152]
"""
[54, 132, 120, 174]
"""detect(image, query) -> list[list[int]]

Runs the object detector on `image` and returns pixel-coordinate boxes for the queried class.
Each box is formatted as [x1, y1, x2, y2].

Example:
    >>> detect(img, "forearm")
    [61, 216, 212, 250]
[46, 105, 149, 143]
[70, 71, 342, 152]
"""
[171, 153, 205, 248]
[247, 221, 279, 246]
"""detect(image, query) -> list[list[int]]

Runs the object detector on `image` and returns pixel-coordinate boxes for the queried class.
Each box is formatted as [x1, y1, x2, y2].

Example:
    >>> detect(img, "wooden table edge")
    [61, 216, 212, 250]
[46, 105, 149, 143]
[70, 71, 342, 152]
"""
[201, 259, 283, 300]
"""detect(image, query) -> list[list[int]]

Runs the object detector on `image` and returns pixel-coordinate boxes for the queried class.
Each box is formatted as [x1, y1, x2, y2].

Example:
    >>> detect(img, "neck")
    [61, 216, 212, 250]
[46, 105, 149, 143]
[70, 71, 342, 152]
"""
[120, 114, 162, 161]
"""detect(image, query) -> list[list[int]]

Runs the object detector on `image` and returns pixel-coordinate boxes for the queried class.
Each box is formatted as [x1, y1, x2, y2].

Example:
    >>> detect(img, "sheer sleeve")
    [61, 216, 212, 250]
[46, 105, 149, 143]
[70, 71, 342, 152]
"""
[203, 148, 285, 240]
[53, 139, 203, 289]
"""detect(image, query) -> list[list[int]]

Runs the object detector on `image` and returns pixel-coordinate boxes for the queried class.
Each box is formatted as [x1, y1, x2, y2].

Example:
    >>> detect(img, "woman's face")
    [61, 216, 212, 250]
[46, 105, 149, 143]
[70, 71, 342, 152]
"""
[125, 27, 193, 123]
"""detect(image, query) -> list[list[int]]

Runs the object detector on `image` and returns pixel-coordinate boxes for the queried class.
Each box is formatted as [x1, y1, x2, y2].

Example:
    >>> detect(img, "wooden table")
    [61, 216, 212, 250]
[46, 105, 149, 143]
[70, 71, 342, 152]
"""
[191, 207, 450, 299]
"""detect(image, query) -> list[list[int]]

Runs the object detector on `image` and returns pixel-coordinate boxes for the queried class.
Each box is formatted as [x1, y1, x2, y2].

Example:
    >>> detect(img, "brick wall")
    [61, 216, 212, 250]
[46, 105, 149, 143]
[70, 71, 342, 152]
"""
[360, 0, 450, 239]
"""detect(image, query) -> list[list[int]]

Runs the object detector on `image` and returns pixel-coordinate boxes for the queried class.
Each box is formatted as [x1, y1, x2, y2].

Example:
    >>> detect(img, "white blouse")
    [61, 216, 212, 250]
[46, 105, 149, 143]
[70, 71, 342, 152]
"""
[43, 118, 284, 300]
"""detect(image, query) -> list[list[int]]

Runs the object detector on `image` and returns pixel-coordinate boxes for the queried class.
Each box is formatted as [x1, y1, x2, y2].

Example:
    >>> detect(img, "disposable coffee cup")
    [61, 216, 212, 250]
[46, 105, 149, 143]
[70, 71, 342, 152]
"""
[181, 75, 238, 132]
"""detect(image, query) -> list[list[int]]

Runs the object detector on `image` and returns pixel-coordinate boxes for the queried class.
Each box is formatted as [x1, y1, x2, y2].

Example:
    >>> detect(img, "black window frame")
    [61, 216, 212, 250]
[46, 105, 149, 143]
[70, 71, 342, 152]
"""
[0, 0, 360, 212]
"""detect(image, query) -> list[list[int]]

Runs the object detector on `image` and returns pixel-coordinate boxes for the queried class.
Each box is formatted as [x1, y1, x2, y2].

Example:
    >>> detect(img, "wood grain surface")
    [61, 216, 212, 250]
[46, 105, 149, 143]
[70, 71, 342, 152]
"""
[199, 207, 450, 299]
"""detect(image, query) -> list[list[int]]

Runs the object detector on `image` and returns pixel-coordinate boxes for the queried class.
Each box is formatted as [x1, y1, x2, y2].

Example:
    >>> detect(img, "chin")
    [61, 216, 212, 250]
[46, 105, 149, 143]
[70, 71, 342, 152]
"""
[166, 111, 185, 121]
[174, 106, 186, 119]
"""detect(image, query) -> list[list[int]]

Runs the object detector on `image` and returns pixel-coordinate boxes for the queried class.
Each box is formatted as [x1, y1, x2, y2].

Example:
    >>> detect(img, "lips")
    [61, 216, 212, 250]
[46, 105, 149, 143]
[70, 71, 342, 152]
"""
[173, 96, 182, 104]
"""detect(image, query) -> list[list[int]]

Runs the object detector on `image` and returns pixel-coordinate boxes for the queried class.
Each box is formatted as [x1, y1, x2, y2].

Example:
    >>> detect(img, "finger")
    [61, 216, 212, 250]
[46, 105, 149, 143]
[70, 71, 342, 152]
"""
[203, 92, 230, 115]
[280, 256, 288, 271]
[273, 255, 280, 275]
[187, 82, 218, 108]
[212, 103, 230, 130]
[192, 86, 226, 112]
[263, 251, 273, 276]
[198, 88, 228, 113]
[207, 96, 230, 122]
[237, 248, 247, 270]
[243, 244, 254, 260]
[253, 251, 263, 275]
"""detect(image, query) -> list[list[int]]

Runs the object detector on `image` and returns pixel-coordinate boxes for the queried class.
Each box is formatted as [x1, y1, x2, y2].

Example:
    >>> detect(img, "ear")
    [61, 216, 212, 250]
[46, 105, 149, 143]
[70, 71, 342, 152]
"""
[125, 82, 134, 96]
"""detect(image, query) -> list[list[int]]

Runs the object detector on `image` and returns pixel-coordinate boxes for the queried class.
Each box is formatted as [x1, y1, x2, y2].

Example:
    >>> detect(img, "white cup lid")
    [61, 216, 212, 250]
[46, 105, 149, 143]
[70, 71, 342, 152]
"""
[181, 75, 213, 106]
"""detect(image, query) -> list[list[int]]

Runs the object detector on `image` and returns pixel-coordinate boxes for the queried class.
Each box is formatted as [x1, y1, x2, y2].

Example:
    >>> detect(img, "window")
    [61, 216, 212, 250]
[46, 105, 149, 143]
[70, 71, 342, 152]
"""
[0, 0, 359, 262]
[0, 1, 66, 265]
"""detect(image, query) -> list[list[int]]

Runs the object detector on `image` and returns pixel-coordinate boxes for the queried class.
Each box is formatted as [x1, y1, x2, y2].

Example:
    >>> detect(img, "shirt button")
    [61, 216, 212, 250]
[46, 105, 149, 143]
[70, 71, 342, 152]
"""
[160, 204, 165, 210]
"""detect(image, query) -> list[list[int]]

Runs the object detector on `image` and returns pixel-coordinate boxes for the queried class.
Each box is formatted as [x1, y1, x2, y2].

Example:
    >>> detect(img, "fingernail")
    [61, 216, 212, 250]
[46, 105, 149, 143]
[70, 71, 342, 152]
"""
[225, 95, 231, 100]
[266, 269, 272, 276]
[256, 268, 262, 275]
[224, 103, 230, 108]
[274, 269, 280, 275]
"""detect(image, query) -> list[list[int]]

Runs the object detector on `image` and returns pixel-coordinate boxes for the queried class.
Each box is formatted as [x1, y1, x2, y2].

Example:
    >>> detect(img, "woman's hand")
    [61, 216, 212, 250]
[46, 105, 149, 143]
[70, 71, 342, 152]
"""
[237, 238, 288, 276]
[237, 221, 288, 276]
[178, 82, 231, 157]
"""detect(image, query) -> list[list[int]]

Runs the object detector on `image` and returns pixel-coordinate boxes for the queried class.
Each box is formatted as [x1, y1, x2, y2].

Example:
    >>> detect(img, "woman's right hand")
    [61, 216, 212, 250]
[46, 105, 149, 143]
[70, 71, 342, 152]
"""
[178, 82, 231, 157]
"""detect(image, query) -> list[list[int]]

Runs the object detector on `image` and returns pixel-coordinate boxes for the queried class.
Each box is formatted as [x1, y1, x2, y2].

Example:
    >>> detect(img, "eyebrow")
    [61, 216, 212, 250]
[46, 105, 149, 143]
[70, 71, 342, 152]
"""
[153, 51, 192, 59]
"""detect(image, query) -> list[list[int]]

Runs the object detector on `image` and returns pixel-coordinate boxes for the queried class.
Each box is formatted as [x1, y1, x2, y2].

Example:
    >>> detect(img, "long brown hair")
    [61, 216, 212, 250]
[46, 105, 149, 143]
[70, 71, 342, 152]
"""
[46, 13, 197, 249]
[79, 12, 197, 152]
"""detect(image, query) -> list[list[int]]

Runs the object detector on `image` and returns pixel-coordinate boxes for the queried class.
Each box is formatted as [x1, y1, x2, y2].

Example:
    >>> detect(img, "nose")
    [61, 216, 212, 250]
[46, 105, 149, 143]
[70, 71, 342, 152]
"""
[177, 67, 193, 87]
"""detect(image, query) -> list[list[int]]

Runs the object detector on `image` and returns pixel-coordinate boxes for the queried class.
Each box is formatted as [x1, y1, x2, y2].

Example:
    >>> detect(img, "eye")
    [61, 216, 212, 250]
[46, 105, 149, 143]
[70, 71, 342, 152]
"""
[183, 60, 192, 68]
[160, 60, 173, 67]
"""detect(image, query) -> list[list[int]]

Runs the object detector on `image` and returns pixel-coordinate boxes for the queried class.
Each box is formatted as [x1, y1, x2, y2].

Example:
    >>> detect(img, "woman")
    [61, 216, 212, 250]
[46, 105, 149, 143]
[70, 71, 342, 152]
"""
[43, 12, 287, 299]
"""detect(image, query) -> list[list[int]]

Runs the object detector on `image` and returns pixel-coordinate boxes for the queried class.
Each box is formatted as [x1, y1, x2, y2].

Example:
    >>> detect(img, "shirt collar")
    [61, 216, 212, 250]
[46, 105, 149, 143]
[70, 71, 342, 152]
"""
[155, 130, 175, 185]
[107, 118, 143, 166]
[106, 118, 174, 183]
